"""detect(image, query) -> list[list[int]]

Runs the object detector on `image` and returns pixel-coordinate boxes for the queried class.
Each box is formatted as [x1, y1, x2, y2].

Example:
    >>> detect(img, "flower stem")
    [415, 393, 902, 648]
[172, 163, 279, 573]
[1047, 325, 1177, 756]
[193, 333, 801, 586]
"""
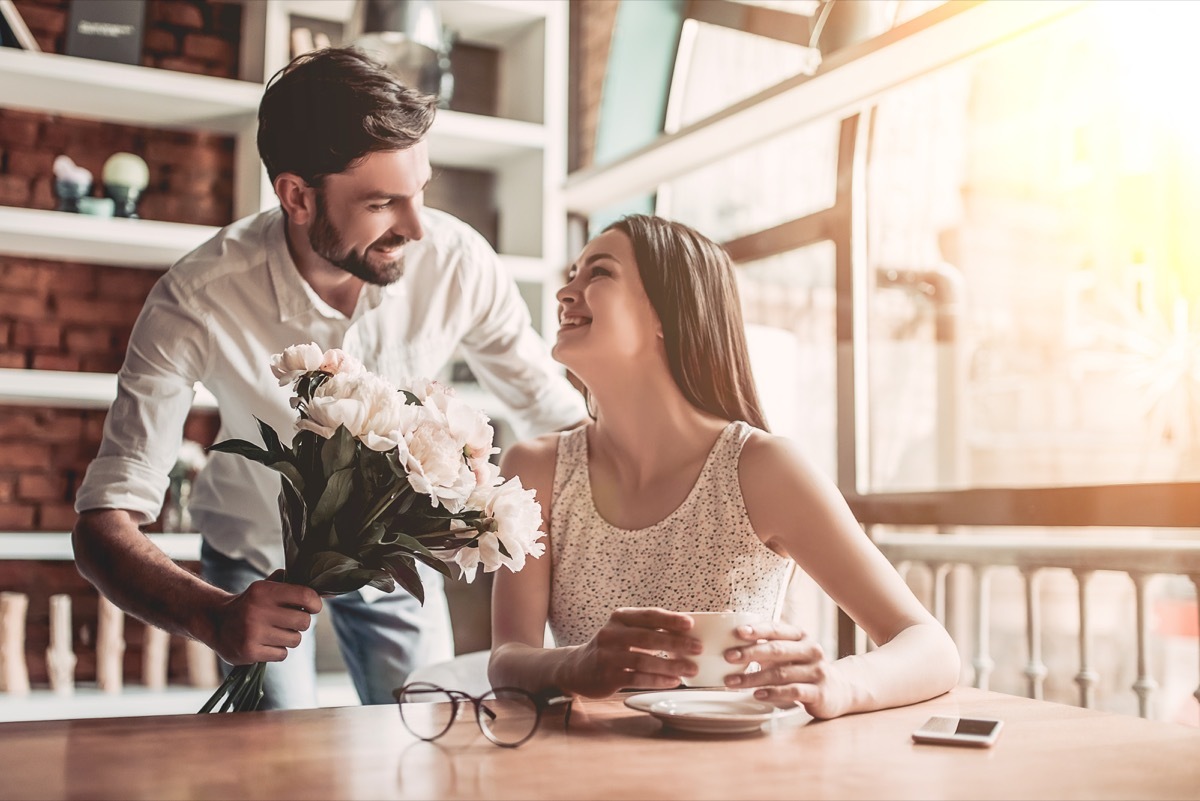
[358, 483, 413, 535]
[415, 523, 486, 539]
[198, 664, 245, 713]
[199, 661, 268, 713]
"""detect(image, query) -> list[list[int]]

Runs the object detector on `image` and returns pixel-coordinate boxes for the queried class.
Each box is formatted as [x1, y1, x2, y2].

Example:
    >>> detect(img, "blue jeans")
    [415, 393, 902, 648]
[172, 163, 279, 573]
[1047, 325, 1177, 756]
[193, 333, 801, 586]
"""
[200, 541, 453, 710]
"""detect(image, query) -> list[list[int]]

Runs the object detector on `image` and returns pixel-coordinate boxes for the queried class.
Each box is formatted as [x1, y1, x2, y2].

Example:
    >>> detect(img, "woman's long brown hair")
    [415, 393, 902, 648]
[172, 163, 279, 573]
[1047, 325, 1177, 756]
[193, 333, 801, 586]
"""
[604, 215, 769, 432]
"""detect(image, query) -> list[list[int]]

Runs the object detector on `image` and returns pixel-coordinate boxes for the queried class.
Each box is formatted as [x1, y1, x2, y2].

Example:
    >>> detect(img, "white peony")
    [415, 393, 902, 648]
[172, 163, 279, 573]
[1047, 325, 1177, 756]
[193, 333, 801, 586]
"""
[395, 412, 476, 512]
[296, 394, 368, 440]
[451, 477, 545, 582]
[295, 370, 413, 444]
[319, 349, 365, 379]
[270, 342, 324, 386]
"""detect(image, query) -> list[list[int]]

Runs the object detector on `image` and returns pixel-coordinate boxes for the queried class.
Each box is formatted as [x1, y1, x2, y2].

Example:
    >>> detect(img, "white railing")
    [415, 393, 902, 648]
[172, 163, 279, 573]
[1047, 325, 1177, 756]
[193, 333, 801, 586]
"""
[875, 532, 1200, 718]
[845, 484, 1200, 719]
[0, 534, 219, 720]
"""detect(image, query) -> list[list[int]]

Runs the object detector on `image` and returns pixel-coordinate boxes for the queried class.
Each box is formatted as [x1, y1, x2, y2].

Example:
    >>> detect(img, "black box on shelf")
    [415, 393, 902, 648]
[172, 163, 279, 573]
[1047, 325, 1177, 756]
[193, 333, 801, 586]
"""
[65, 0, 146, 66]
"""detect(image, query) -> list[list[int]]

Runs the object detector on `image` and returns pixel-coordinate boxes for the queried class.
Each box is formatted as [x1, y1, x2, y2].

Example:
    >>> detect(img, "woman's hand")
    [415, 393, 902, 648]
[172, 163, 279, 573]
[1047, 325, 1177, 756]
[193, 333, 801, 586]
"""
[562, 607, 701, 698]
[722, 620, 850, 719]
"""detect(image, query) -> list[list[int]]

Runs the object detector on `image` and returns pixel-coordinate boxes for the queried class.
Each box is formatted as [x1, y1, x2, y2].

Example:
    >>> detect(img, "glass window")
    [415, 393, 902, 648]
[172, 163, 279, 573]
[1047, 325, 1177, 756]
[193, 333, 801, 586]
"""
[866, 2, 1200, 491]
[738, 243, 838, 480]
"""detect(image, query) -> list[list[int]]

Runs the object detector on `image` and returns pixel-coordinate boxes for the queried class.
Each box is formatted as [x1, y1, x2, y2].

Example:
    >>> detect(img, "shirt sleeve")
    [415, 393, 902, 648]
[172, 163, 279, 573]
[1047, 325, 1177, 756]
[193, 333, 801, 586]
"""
[454, 233, 585, 439]
[74, 275, 211, 525]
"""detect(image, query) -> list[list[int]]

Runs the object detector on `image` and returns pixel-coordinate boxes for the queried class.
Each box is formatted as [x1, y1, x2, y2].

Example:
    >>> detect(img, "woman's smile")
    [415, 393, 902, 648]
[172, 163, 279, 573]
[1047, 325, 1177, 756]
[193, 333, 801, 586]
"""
[559, 314, 592, 330]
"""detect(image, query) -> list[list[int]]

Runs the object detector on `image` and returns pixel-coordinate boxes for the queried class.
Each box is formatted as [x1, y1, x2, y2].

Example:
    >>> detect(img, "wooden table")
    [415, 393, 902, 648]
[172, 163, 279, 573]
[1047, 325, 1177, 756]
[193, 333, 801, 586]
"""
[2, 687, 1197, 800]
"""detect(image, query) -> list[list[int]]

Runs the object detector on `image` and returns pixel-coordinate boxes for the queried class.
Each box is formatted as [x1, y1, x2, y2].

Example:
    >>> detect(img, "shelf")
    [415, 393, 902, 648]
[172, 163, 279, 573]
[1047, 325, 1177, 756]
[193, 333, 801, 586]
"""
[0, 532, 201, 561]
[0, 369, 217, 410]
[0, 56, 543, 169]
[439, 0, 556, 47]
[283, 0, 554, 48]
[0, 206, 215, 268]
[429, 110, 544, 170]
[0, 48, 260, 134]
[0, 368, 517, 426]
[0, 206, 543, 275]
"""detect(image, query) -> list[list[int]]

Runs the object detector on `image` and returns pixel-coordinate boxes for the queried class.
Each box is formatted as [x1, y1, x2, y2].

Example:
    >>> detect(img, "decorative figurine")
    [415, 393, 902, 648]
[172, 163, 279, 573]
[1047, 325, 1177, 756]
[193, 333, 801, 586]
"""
[52, 155, 93, 213]
[101, 152, 149, 219]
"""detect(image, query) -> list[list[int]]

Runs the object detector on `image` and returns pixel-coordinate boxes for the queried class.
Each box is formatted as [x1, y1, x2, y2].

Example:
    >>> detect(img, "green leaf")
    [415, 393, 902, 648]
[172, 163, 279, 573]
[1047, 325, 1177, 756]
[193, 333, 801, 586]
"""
[410, 550, 453, 579]
[496, 539, 512, 560]
[357, 447, 393, 496]
[277, 478, 307, 571]
[207, 439, 273, 465]
[311, 563, 396, 595]
[321, 425, 356, 479]
[383, 554, 425, 605]
[294, 430, 321, 479]
[364, 571, 396, 593]
[400, 389, 421, 405]
[304, 551, 361, 594]
[394, 488, 418, 517]
[256, 417, 285, 458]
[310, 467, 354, 531]
[383, 531, 439, 561]
[363, 522, 387, 547]
[268, 460, 305, 494]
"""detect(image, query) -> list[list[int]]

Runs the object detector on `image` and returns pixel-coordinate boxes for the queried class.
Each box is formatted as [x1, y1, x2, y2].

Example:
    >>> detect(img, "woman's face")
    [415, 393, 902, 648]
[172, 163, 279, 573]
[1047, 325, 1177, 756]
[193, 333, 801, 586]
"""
[552, 229, 663, 377]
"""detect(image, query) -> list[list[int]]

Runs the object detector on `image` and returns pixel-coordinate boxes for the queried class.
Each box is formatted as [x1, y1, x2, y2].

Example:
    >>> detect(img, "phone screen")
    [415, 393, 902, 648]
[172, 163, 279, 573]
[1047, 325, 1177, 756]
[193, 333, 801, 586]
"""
[912, 715, 1003, 747]
[953, 718, 1000, 736]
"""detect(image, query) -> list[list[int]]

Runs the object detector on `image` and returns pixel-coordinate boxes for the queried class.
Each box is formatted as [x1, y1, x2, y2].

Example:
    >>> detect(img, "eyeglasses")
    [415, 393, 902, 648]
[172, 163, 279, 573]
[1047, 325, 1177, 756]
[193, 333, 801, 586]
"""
[393, 682, 573, 748]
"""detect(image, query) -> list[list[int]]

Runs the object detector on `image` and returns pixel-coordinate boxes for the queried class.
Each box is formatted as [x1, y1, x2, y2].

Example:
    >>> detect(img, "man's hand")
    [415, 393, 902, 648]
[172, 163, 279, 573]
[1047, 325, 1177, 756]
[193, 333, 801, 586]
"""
[206, 572, 323, 665]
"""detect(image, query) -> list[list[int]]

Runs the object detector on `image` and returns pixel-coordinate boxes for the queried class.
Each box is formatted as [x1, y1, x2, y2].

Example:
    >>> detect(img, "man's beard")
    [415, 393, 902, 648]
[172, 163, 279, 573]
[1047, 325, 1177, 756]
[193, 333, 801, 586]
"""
[308, 190, 408, 286]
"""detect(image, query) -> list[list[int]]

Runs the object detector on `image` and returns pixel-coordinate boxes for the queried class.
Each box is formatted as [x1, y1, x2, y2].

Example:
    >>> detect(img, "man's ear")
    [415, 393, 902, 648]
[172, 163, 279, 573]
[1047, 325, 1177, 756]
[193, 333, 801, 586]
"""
[274, 173, 315, 224]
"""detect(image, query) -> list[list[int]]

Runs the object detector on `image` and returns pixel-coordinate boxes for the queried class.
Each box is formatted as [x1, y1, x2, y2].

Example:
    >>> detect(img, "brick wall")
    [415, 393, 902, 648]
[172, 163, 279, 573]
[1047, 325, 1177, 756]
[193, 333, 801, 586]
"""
[1, 0, 236, 685]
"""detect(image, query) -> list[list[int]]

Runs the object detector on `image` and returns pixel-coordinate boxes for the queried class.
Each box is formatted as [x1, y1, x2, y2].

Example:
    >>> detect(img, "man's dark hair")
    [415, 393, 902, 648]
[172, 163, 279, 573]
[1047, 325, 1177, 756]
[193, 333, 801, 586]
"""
[257, 46, 438, 185]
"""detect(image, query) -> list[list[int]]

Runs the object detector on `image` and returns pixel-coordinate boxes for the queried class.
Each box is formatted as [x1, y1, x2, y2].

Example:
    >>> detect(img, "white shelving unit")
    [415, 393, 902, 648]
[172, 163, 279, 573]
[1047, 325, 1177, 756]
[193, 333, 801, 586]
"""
[0, 0, 568, 407]
[0, 47, 262, 133]
[0, 1, 567, 721]
[0, 368, 217, 409]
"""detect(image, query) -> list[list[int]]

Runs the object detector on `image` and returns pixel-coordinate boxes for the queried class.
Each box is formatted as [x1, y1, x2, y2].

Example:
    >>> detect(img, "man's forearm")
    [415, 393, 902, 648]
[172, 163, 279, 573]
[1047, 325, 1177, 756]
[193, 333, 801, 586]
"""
[72, 509, 230, 646]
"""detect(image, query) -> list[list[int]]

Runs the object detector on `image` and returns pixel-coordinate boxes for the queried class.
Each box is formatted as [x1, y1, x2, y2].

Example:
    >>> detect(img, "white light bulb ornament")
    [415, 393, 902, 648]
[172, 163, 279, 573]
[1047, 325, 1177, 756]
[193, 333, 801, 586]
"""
[101, 152, 150, 219]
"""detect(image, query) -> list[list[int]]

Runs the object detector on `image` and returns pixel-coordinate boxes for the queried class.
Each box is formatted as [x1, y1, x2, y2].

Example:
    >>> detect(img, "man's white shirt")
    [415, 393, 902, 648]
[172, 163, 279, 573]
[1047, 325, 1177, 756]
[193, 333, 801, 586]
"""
[75, 206, 584, 575]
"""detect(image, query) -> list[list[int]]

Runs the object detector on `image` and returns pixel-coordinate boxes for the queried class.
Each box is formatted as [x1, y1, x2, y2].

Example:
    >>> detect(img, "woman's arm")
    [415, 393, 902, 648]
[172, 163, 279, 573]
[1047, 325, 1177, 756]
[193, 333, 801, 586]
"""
[488, 436, 701, 697]
[732, 434, 960, 718]
[488, 436, 564, 691]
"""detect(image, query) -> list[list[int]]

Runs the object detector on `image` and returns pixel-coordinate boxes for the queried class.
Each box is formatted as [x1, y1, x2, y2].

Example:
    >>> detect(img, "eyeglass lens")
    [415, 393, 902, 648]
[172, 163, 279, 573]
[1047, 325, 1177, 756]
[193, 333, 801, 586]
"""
[477, 688, 539, 747]
[396, 683, 541, 747]
[397, 683, 457, 740]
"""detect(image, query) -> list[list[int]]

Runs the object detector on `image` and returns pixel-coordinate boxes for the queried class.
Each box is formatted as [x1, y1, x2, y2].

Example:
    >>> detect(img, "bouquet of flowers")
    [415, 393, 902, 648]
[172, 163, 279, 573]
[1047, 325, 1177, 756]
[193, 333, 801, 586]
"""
[199, 343, 544, 713]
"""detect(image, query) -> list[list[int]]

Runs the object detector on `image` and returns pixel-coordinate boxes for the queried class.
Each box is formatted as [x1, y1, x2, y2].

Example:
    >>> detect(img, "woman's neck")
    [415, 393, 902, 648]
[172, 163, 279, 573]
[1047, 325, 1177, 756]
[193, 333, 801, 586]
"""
[586, 369, 729, 487]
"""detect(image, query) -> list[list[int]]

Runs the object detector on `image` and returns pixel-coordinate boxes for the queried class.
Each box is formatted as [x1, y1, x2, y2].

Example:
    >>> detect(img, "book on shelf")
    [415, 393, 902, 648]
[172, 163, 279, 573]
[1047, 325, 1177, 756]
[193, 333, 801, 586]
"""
[0, 0, 40, 51]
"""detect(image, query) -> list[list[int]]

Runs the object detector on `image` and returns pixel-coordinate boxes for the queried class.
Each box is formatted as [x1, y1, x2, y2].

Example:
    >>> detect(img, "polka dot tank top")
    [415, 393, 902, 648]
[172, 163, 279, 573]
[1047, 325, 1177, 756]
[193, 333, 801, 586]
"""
[547, 420, 794, 647]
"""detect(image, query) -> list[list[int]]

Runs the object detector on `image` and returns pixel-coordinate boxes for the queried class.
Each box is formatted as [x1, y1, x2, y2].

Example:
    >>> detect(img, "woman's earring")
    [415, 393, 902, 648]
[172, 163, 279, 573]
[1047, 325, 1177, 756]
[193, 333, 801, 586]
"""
[585, 392, 597, 420]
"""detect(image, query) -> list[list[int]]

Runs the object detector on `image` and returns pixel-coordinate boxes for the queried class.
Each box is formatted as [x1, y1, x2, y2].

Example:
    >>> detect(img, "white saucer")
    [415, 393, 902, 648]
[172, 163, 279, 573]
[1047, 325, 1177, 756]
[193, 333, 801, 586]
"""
[624, 689, 803, 734]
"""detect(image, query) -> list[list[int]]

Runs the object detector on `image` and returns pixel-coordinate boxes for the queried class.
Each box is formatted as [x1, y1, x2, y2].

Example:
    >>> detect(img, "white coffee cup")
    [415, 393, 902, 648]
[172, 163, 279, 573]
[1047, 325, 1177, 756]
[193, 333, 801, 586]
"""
[681, 611, 762, 688]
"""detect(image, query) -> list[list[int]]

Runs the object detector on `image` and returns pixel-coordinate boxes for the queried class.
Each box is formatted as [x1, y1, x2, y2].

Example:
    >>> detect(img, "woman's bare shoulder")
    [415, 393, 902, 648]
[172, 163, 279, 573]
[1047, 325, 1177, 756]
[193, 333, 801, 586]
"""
[737, 429, 840, 516]
[499, 430, 574, 492]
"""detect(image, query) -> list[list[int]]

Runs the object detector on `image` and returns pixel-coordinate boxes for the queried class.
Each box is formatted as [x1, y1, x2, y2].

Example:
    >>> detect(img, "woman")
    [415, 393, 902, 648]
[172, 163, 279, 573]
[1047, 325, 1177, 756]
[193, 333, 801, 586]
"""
[488, 215, 959, 719]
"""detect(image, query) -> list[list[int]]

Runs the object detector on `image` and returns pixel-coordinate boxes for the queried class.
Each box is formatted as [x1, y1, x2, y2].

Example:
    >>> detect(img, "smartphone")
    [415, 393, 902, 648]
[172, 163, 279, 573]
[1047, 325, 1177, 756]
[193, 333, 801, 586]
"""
[911, 715, 1003, 748]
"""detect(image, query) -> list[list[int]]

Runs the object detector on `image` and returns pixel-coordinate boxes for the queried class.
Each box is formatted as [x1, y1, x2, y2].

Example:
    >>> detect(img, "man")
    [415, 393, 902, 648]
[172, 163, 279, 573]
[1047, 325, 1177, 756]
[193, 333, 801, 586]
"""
[72, 47, 585, 709]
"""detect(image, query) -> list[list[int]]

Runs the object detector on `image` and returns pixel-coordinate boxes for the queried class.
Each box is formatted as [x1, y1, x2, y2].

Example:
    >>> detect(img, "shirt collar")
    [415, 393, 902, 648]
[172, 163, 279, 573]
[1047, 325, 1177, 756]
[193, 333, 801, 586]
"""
[266, 210, 373, 322]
